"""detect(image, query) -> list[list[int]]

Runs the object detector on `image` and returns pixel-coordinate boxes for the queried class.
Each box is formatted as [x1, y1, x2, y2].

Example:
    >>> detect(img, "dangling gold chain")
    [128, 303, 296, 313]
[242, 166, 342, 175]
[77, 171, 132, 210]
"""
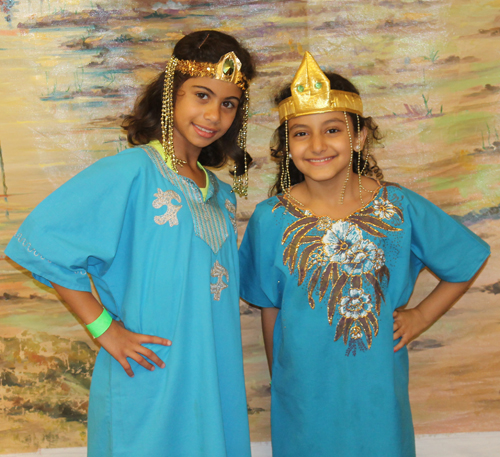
[280, 120, 291, 195]
[232, 89, 250, 197]
[161, 56, 186, 173]
[339, 111, 353, 204]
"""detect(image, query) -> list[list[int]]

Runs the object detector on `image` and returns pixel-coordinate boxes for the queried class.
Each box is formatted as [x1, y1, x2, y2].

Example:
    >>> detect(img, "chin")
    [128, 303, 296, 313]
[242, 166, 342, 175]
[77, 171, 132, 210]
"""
[308, 172, 344, 182]
[191, 137, 217, 149]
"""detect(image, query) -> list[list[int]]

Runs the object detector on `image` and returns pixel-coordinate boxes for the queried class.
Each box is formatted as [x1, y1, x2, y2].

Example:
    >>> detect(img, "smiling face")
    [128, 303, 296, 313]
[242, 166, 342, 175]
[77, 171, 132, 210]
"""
[288, 111, 367, 185]
[172, 76, 242, 159]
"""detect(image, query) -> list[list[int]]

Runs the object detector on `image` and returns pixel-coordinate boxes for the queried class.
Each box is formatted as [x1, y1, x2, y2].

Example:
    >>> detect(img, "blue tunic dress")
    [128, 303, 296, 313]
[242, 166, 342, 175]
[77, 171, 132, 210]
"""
[6, 145, 251, 457]
[239, 182, 489, 457]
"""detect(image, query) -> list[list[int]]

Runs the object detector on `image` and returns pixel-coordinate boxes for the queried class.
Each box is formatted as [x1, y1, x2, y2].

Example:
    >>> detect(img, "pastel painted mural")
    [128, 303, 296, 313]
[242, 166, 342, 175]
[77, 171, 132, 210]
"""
[1, 0, 499, 452]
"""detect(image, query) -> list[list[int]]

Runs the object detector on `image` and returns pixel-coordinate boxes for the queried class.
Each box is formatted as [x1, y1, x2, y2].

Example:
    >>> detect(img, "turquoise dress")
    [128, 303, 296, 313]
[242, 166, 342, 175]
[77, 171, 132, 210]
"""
[6, 145, 251, 457]
[239, 182, 489, 457]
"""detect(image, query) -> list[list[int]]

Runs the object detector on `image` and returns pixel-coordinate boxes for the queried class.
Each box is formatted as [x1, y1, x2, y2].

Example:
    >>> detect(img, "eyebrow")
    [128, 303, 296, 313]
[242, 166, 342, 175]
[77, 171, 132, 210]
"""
[290, 118, 345, 131]
[289, 124, 308, 131]
[325, 118, 345, 124]
[192, 85, 241, 102]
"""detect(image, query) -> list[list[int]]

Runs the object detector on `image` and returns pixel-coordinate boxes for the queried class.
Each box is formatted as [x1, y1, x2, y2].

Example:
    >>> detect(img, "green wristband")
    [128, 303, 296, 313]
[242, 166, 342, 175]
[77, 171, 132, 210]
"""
[86, 309, 113, 338]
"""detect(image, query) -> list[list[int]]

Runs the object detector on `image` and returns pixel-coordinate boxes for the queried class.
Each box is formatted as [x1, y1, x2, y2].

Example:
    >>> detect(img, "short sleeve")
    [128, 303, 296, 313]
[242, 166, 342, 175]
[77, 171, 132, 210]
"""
[239, 201, 282, 308]
[404, 188, 490, 282]
[5, 149, 146, 291]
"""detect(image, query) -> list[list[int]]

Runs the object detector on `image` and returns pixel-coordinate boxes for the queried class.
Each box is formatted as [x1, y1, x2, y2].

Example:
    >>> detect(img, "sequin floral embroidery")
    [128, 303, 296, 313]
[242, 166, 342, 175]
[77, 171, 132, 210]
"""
[274, 183, 404, 356]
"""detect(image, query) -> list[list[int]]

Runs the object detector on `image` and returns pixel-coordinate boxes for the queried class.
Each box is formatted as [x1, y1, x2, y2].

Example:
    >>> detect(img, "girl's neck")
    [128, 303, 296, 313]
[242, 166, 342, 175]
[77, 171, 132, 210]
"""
[175, 143, 206, 189]
[172, 130, 202, 167]
[155, 135, 206, 189]
[288, 171, 380, 220]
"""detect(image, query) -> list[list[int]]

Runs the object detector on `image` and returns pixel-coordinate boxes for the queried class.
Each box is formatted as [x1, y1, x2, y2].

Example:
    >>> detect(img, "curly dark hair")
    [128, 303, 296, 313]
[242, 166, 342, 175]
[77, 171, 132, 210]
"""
[270, 72, 383, 195]
[122, 30, 256, 176]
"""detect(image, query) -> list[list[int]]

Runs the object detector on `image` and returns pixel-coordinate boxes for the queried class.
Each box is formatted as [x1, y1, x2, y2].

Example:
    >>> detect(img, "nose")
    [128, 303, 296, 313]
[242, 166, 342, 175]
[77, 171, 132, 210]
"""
[203, 101, 221, 124]
[310, 132, 326, 155]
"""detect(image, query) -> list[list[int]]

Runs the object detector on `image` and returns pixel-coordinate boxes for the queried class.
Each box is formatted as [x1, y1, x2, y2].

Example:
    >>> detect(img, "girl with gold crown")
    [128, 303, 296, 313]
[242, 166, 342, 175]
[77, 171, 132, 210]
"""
[6, 31, 254, 456]
[239, 52, 489, 457]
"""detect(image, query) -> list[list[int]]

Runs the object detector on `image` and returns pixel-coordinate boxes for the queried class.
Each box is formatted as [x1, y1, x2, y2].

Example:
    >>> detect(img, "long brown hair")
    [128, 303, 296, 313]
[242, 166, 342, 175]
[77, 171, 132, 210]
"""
[122, 30, 256, 176]
[270, 72, 383, 195]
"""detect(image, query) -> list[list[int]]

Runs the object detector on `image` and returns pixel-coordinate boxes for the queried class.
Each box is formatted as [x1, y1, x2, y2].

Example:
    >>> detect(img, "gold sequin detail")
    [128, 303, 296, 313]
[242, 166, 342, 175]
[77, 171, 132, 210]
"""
[274, 183, 404, 355]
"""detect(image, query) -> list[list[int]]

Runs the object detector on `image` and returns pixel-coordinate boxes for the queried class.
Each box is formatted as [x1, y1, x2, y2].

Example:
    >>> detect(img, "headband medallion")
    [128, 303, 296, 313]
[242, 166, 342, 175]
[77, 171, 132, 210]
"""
[176, 51, 248, 90]
[278, 52, 363, 124]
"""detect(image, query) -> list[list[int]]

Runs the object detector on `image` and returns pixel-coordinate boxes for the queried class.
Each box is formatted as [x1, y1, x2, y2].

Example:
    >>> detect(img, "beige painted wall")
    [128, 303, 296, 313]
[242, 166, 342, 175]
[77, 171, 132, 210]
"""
[1, 0, 499, 452]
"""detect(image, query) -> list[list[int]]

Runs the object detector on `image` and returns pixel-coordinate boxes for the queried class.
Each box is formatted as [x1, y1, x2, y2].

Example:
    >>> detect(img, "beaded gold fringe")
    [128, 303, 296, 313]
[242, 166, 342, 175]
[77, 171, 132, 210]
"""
[161, 56, 186, 174]
[232, 89, 250, 197]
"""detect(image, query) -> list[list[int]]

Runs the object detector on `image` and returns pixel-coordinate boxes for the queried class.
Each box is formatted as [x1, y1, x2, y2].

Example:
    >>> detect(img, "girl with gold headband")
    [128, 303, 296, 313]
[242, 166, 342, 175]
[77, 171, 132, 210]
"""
[239, 52, 489, 457]
[6, 31, 255, 457]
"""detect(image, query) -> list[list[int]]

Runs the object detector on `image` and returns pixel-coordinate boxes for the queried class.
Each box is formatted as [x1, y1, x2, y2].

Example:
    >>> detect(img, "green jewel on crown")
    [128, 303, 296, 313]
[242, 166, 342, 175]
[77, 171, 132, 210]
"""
[223, 58, 235, 76]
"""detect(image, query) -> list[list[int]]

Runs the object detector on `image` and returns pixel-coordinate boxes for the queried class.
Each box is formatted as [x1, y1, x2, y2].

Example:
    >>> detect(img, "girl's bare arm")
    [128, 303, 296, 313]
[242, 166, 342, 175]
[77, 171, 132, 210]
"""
[393, 261, 487, 352]
[51, 282, 171, 377]
[261, 307, 279, 376]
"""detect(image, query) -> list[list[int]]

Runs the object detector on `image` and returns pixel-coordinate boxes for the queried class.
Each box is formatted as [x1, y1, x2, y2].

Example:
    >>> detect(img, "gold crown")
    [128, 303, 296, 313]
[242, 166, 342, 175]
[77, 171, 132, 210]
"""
[278, 52, 363, 124]
[176, 51, 248, 90]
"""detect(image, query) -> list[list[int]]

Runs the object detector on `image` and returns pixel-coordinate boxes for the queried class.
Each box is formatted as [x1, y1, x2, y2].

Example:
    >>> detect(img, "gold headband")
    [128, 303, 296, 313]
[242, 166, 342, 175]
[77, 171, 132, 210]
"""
[176, 51, 248, 90]
[278, 52, 363, 124]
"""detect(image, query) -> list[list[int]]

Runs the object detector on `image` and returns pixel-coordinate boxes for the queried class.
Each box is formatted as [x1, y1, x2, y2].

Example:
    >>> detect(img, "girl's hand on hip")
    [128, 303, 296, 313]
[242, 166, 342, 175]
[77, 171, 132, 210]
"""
[96, 320, 172, 377]
[392, 273, 486, 353]
[392, 307, 428, 353]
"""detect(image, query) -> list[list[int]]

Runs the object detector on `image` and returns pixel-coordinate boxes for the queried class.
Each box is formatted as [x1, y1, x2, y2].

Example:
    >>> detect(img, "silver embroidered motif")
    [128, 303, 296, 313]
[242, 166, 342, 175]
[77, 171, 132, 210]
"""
[225, 200, 237, 234]
[143, 145, 229, 253]
[210, 260, 229, 301]
[14, 233, 51, 262]
[152, 189, 182, 226]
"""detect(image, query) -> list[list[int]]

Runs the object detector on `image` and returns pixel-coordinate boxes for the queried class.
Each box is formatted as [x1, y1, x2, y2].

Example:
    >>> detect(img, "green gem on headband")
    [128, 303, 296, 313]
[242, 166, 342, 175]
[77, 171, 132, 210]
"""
[175, 51, 248, 90]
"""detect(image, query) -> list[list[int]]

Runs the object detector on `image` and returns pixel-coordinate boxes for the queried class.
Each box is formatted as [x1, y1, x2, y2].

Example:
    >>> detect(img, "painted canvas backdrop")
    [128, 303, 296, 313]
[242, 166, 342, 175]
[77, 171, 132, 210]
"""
[1, 0, 499, 452]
